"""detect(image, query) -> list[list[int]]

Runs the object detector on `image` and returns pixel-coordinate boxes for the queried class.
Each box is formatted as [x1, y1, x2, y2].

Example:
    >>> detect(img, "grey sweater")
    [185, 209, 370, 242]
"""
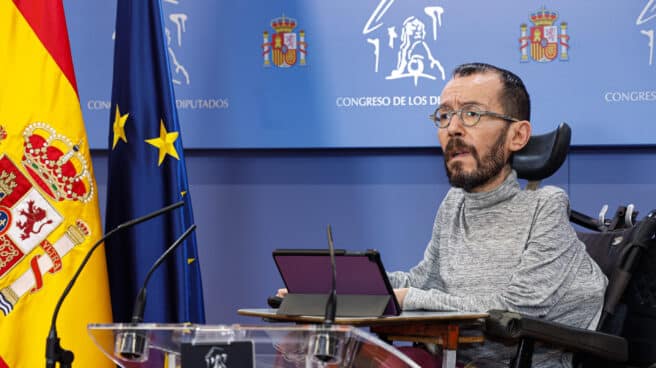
[388, 170, 607, 368]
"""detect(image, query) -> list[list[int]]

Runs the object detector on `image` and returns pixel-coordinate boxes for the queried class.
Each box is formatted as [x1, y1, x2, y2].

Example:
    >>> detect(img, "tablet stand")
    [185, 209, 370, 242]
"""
[278, 293, 391, 317]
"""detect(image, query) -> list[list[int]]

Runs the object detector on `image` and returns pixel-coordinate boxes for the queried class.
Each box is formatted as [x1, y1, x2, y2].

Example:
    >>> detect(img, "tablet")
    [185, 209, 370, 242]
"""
[272, 249, 401, 316]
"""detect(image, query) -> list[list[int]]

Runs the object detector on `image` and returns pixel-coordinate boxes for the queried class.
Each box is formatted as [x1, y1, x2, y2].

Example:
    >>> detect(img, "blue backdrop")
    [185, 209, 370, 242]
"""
[61, 1, 656, 325]
[65, 1, 656, 148]
[88, 148, 656, 324]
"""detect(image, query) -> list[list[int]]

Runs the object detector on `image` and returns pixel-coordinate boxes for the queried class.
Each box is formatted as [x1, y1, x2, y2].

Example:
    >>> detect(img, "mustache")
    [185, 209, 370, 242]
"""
[444, 138, 477, 160]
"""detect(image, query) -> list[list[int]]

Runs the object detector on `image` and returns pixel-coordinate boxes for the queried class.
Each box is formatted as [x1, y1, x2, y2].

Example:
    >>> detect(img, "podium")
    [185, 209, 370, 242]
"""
[238, 309, 488, 368]
[88, 323, 420, 367]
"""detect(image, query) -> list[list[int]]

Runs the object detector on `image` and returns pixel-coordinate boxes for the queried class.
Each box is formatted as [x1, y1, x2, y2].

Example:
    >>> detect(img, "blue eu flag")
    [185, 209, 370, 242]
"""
[105, 0, 205, 324]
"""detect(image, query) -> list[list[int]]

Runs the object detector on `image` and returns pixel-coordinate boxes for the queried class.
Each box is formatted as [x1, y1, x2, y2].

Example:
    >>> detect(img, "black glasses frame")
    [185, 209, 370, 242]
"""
[429, 108, 520, 128]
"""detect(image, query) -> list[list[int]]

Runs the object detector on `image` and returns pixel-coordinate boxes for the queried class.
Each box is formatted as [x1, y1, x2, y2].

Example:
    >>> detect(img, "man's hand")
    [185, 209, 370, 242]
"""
[394, 288, 409, 307]
[276, 288, 288, 297]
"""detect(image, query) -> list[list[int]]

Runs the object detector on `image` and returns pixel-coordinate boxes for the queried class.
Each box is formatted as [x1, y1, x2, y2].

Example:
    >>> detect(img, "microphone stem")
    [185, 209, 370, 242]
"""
[46, 200, 185, 367]
[49, 200, 184, 330]
[141, 224, 196, 291]
[325, 225, 337, 325]
[130, 224, 197, 324]
[325, 290, 336, 326]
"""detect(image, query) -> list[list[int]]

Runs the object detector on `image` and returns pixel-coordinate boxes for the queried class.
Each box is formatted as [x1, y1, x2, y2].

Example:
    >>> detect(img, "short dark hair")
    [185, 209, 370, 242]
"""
[451, 63, 530, 121]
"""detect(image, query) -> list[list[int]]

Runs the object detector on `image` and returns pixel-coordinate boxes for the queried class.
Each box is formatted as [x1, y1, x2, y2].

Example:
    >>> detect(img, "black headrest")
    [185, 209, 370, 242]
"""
[512, 122, 571, 181]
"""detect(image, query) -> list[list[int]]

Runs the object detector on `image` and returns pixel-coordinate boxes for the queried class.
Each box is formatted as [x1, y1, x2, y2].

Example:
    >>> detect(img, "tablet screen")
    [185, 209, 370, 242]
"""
[273, 249, 400, 316]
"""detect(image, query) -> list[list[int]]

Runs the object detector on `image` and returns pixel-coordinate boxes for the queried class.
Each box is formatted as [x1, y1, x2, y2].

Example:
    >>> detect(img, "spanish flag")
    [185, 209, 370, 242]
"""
[0, 1, 113, 367]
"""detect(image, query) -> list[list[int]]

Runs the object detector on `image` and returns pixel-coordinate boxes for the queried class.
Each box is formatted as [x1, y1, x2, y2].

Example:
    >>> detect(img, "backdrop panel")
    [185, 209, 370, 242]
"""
[64, 0, 656, 148]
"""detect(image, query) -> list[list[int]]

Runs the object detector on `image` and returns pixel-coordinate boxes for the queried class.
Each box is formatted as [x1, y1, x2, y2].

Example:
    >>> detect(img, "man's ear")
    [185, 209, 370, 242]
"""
[507, 120, 531, 153]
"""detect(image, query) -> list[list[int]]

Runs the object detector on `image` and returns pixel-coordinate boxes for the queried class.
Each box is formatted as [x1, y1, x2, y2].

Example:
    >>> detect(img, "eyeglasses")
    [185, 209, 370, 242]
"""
[429, 107, 520, 128]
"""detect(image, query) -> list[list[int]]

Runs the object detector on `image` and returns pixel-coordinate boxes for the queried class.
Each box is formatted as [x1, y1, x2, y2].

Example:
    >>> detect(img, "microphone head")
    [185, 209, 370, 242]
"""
[309, 330, 341, 364]
[115, 330, 149, 362]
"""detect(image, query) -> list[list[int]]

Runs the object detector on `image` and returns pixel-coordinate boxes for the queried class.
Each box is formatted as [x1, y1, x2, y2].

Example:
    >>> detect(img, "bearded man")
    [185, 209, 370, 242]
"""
[388, 63, 607, 368]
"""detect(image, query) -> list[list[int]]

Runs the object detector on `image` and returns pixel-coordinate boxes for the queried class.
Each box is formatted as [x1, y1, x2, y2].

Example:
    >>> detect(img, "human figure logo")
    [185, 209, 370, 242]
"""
[637, 0, 656, 65]
[363, 0, 446, 86]
[164, 1, 191, 85]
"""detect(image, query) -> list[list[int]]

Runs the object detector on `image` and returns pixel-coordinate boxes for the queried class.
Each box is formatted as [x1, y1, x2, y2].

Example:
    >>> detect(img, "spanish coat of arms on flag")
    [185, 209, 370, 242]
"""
[0, 1, 113, 367]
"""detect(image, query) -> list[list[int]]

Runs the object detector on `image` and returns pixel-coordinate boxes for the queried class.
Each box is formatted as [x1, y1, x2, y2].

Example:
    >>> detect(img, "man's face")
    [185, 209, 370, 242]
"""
[437, 72, 512, 192]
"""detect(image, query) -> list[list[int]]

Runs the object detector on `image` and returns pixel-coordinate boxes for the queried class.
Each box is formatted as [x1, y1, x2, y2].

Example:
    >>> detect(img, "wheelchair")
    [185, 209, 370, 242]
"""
[486, 123, 656, 368]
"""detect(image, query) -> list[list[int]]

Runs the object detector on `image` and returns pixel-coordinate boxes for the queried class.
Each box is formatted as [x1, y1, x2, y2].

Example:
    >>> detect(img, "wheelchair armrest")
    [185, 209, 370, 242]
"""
[485, 310, 628, 362]
[570, 209, 605, 232]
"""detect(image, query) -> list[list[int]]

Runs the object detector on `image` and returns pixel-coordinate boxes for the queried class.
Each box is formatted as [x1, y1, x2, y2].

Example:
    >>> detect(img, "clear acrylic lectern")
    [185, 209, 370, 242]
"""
[88, 323, 420, 367]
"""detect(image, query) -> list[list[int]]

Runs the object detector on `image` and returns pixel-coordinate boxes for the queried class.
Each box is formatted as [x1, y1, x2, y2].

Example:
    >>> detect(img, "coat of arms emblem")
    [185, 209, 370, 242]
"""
[0, 123, 92, 316]
[519, 7, 570, 63]
[262, 15, 308, 68]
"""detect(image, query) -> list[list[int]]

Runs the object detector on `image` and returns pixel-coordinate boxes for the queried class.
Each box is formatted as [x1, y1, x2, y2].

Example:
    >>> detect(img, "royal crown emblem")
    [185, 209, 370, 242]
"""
[519, 7, 570, 63]
[21, 123, 94, 203]
[262, 15, 308, 68]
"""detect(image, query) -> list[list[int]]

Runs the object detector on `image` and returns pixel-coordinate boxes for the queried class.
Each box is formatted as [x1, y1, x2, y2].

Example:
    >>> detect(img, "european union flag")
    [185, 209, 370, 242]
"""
[105, 0, 205, 324]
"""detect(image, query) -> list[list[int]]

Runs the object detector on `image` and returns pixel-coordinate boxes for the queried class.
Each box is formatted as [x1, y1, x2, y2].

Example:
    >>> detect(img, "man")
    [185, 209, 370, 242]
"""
[388, 62, 607, 367]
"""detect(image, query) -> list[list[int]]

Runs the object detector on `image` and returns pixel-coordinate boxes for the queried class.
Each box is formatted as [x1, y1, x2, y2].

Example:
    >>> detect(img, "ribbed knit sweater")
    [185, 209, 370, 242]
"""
[388, 170, 607, 367]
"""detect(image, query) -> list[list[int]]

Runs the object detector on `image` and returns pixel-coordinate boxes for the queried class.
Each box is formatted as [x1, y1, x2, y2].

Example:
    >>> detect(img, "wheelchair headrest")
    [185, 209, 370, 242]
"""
[512, 122, 571, 181]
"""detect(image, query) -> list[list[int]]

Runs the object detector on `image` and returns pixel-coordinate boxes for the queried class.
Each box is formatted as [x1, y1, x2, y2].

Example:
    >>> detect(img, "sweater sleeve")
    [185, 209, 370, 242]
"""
[403, 189, 595, 317]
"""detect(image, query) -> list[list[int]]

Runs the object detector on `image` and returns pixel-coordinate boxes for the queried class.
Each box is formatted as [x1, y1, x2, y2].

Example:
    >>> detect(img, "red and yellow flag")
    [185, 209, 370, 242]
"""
[0, 1, 113, 367]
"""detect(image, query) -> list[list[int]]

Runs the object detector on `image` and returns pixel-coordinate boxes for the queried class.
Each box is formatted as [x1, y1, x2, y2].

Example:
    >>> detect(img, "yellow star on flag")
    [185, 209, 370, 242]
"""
[112, 105, 129, 149]
[145, 120, 180, 165]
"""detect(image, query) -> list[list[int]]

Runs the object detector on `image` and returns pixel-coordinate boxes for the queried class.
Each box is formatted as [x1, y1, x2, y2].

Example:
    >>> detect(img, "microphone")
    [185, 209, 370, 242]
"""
[324, 224, 337, 326]
[45, 200, 185, 368]
[115, 224, 197, 362]
[311, 224, 340, 363]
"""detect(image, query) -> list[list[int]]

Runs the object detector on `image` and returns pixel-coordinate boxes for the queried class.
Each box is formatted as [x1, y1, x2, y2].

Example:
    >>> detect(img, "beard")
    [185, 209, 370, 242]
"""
[443, 127, 509, 192]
